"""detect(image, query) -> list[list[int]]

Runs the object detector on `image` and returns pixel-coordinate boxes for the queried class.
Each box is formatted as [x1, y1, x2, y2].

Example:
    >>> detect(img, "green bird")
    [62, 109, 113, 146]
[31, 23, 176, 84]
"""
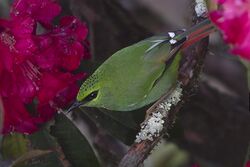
[68, 19, 213, 112]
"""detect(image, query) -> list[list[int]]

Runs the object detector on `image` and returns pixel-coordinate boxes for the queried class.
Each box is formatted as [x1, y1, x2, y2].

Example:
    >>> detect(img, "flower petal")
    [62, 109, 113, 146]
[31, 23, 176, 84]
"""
[2, 97, 42, 134]
[11, 0, 61, 27]
[210, 0, 250, 60]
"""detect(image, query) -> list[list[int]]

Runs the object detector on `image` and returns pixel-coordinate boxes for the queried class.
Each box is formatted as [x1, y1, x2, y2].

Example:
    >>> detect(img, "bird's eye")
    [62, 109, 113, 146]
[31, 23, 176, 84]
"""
[85, 91, 98, 102]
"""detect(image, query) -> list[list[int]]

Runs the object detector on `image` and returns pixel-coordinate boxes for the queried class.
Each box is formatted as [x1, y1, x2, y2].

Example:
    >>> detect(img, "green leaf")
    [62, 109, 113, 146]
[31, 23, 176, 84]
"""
[81, 108, 140, 145]
[51, 113, 100, 167]
[240, 59, 250, 90]
[28, 127, 56, 150]
[28, 127, 64, 167]
[1, 133, 29, 160]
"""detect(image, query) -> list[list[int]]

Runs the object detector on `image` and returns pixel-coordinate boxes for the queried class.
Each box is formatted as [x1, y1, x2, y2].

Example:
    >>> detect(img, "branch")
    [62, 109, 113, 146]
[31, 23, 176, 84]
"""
[118, 1, 209, 166]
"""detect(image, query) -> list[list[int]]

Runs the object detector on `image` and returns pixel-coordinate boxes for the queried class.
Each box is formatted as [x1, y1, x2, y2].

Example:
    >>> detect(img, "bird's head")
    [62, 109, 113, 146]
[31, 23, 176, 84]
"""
[67, 73, 101, 112]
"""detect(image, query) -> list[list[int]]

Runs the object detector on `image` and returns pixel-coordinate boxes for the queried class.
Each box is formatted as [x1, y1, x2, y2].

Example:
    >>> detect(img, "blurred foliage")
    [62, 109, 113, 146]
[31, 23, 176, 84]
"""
[240, 59, 250, 90]
[1, 130, 63, 167]
[11, 150, 52, 167]
[51, 113, 100, 167]
[27, 128, 64, 167]
[1, 134, 29, 160]
[0, 0, 10, 17]
[145, 142, 189, 167]
[81, 107, 140, 145]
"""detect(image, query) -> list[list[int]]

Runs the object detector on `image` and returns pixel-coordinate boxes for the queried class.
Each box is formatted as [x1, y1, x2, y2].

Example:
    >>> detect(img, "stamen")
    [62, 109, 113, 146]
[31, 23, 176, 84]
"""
[20, 61, 41, 91]
[0, 32, 16, 51]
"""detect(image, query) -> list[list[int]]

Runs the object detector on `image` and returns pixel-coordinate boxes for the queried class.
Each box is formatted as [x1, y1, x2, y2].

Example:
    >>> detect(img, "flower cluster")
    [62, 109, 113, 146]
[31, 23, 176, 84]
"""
[210, 0, 250, 60]
[0, 0, 89, 134]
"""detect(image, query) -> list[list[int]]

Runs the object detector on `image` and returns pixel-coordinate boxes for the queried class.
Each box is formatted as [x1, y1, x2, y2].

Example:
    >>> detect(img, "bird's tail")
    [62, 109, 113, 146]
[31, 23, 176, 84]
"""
[163, 18, 215, 64]
[175, 18, 216, 49]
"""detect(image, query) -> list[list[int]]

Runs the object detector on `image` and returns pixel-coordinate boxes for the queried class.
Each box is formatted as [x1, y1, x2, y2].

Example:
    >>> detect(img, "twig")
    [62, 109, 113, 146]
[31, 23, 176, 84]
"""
[118, 1, 209, 166]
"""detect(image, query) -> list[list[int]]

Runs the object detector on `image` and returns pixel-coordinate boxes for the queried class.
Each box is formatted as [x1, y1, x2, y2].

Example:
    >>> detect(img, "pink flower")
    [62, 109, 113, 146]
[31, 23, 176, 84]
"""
[246, 161, 250, 167]
[192, 164, 200, 167]
[34, 16, 88, 71]
[0, 17, 36, 73]
[37, 72, 86, 121]
[2, 97, 42, 134]
[10, 0, 61, 28]
[210, 0, 250, 60]
[0, 0, 89, 134]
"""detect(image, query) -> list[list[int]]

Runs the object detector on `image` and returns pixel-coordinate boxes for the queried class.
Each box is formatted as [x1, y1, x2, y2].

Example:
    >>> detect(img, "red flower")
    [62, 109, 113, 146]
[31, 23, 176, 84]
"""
[2, 97, 42, 134]
[0, 17, 36, 73]
[37, 72, 86, 121]
[246, 161, 250, 167]
[11, 0, 61, 28]
[210, 0, 250, 60]
[0, 0, 89, 134]
[192, 164, 200, 167]
[34, 16, 88, 71]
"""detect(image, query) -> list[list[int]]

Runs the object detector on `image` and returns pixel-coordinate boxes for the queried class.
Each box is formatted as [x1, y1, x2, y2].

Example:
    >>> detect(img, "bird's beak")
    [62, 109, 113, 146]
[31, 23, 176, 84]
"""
[67, 101, 83, 113]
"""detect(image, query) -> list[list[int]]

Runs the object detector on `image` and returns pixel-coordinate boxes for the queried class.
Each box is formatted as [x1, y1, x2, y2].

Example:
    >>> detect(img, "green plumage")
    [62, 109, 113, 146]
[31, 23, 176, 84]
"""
[76, 35, 182, 111]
